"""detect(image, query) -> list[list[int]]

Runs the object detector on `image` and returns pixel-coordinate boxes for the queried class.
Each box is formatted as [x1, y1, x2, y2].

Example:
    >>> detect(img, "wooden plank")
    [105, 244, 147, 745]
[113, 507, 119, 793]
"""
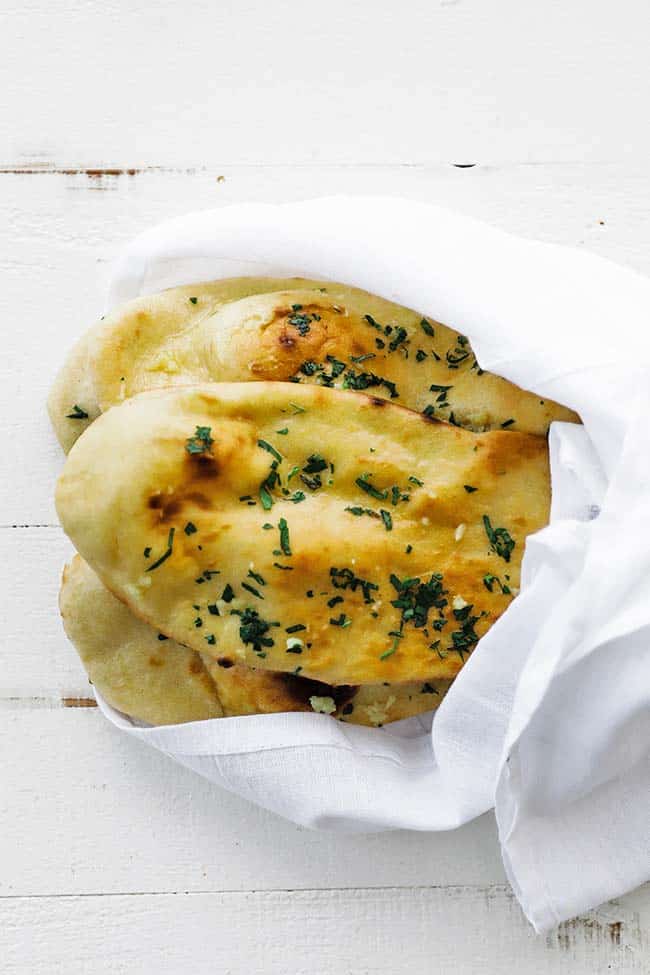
[3, 884, 648, 975]
[3, 163, 650, 526]
[0, 706, 506, 896]
[3, 0, 650, 168]
[0, 528, 83, 697]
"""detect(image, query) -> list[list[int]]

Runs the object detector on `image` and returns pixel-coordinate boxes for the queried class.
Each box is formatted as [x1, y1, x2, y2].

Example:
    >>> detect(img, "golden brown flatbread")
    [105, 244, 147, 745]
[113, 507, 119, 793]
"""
[48, 276, 576, 453]
[56, 381, 549, 689]
[61, 555, 450, 726]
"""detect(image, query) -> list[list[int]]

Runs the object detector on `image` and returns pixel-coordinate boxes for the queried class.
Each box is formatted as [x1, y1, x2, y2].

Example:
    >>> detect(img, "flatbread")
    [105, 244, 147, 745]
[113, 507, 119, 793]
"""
[60, 554, 223, 725]
[48, 276, 577, 453]
[61, 555, 450, 726]
[56, 381, 550, 688]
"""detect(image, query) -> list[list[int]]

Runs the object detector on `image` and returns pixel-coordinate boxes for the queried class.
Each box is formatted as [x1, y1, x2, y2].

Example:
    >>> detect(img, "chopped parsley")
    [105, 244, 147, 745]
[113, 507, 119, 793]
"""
[500, 418, 515, 428]
[449, 603, 485, 660]
[241, 581, 264, 600]
[66, 404, 89, 420]
[257, 439, 283, 463]
[483, 574, 511, 595]
[420, 318, 435, 337]
[221, 583, 235, 603]
[184, 521, 198, 535]
[185, 426, 214, 455]
[246, 569, 266, 587]
[330, 613, 352, 627]
[278, 517, 291, 556]
[355, 473, 388, 501]
[341, 368, 398, 398]
[248, 569, 266, 586]
[446, 336, 471, 368]
[300, 453, 328, 491]
[380, 509, 393, 531]
[232, 607, 279, 655]
[463, 485, 478, 493]
[189, 296, 198, 304]
[483, 515, 515, 562]
[146, 527, 175, 572]
[330, 567, 379, 603]
[345, 506, 380, 519]
[389, 573, 448, 630]
[380, 631, 402, 660]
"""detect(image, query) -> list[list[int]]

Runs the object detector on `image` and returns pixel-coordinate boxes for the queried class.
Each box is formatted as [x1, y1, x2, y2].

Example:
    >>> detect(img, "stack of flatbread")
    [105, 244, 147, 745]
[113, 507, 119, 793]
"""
[50, 278, 576, 726]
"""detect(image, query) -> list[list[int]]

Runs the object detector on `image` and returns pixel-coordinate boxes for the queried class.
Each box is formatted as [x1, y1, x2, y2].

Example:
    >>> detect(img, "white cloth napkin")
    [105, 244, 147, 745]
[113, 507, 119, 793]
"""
[95, 197, 650, 931]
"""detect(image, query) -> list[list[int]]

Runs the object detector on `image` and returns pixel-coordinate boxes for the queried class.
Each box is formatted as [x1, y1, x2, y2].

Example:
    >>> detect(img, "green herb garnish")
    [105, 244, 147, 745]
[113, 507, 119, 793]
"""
[483, 515, 515, 562]
[241, 582, 264, 599]
[278, 517, 291, 556]
[355, 473, 388, 501]
[233, 607, 279, 654]
[330, 613, 351, 627]
[330, 567, 378, 603]
[146, 527, 175, 572]
[185, 426, 213, 455]
[66, 404, 89, 420]
[258, 439, 283, 463]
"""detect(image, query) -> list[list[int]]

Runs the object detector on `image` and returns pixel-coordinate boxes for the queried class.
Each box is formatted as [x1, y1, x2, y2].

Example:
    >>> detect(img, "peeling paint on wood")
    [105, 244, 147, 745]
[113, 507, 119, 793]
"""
[60, 697, 97, 708]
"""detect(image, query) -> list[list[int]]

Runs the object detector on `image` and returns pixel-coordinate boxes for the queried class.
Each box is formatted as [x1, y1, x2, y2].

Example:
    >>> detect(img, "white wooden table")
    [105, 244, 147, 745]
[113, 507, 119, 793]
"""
[2, 2, 649, 971]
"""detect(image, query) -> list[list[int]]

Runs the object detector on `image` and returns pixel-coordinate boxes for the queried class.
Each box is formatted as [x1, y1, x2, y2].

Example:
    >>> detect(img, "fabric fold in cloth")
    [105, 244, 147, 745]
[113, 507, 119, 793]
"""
[94, 196, 649, 930]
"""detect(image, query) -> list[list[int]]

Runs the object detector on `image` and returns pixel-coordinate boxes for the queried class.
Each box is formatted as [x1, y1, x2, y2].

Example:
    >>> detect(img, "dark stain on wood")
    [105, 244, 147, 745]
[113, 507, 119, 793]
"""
[548, 914, 638, 952]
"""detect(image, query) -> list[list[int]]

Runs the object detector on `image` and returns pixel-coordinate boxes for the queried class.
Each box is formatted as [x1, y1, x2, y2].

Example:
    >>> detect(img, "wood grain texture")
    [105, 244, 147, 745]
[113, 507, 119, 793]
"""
[3, 885, 649, 975]
[3, 0, 650, 963]
[0, 708, 505, 897]
[3, 0, 650, 168]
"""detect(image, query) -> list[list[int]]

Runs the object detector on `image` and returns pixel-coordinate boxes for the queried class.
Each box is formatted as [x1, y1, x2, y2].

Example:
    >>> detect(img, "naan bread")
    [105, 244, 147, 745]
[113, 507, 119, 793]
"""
[56, 381, 550, 688]
[60, 554, 223, 725]
[48, 276, 577, 453]
[61, 555, 450, 726]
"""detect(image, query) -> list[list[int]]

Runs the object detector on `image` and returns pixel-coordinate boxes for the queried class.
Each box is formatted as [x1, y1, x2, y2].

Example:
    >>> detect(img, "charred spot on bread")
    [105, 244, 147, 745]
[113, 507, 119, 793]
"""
[278, 673, 358, 709]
